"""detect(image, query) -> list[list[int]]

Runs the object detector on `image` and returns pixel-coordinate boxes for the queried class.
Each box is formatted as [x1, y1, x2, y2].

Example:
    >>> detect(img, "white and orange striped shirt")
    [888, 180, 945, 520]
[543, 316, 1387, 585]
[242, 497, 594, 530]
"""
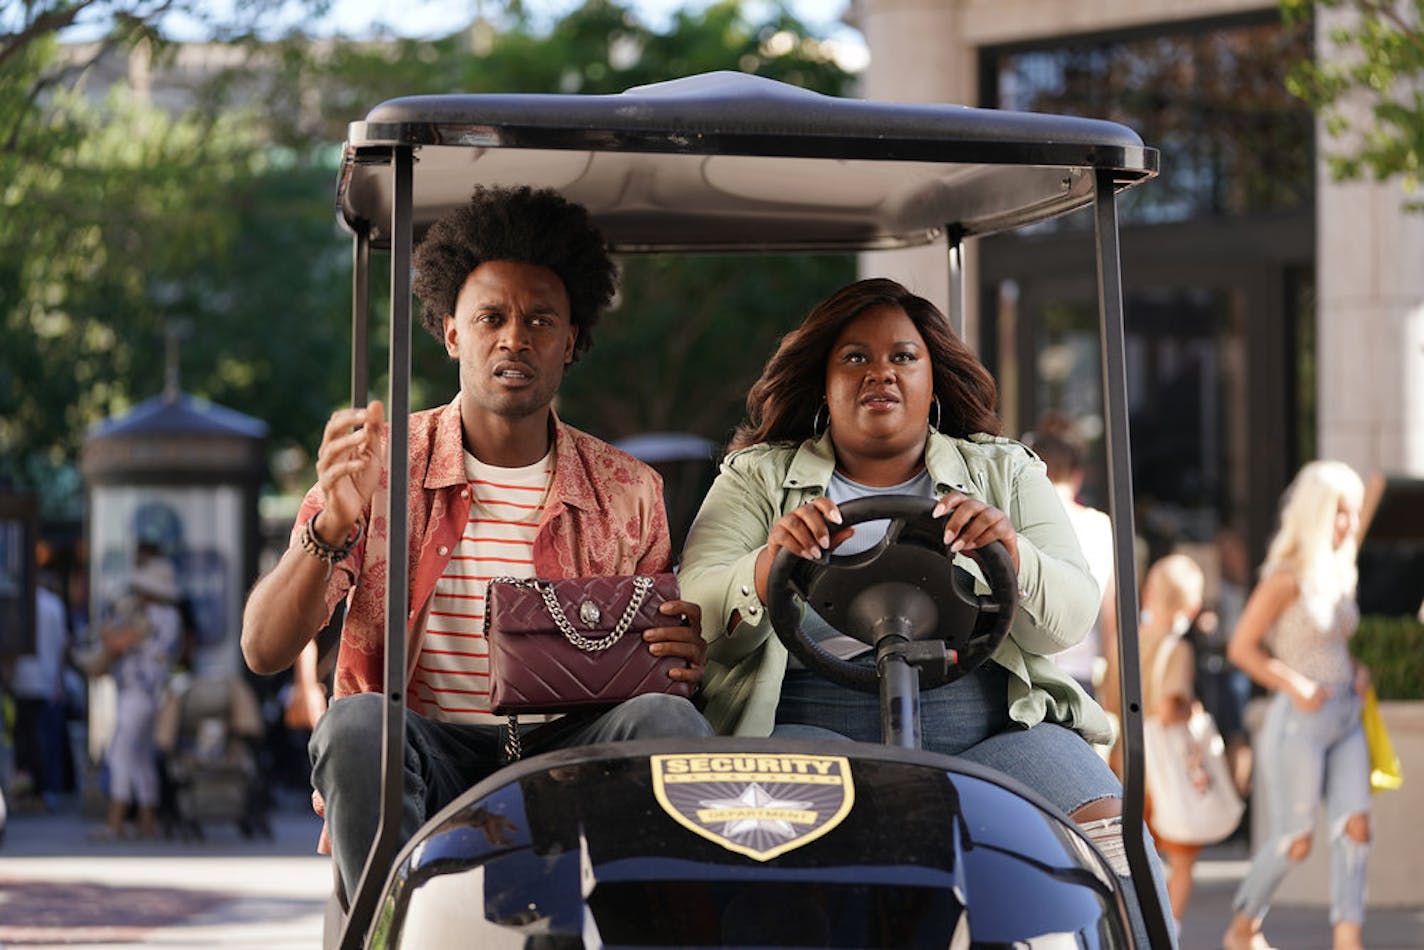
[301, 398, 673, 700]
[409, 451, 553, 725]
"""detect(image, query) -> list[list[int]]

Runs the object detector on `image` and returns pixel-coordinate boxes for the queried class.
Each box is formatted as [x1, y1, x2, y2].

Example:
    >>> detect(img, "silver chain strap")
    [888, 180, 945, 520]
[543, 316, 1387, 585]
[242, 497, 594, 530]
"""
[541, 574, 653, 651]
[491, 574, 656, 764]
[503, 715, 521, 763]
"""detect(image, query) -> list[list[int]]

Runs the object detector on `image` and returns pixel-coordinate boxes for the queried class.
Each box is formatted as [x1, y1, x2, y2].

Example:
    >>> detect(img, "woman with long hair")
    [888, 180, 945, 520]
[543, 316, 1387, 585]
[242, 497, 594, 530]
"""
[1136, 553, 1208, 930]
[1223, 460, 1371, 950]
[680, 277, 1172, 946]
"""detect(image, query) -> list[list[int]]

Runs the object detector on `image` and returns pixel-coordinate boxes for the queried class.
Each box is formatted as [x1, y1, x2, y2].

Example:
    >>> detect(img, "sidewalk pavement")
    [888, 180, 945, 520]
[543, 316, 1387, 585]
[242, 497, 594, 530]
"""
[2, 797, 1421, 948]
[0, 793, 330, 949]
[1179, 838, 1424, 950]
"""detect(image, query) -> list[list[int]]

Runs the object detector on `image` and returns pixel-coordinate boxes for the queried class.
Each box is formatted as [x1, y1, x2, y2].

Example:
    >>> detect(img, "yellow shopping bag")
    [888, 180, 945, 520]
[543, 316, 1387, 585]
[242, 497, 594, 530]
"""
[1362, 685, 1403, 793]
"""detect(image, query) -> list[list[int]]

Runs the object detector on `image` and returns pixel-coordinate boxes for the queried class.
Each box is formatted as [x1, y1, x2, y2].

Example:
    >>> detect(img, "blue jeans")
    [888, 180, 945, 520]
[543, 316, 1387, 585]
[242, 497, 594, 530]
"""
[777, 663, 1119, 811]
[310, 692, 713, 896]
[1233, 689, 1371, 926]
[15, 697, 68, 800]
[776, 663, 1175, 948]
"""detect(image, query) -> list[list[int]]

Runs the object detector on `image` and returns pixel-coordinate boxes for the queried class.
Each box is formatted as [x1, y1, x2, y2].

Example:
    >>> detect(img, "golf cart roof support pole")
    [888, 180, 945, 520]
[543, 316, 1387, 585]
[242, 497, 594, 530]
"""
[340, 145, 414, 950]
[351, 222, 370, 408]
[947, 230, 964, 339]
[1093, 169, 1169, 949]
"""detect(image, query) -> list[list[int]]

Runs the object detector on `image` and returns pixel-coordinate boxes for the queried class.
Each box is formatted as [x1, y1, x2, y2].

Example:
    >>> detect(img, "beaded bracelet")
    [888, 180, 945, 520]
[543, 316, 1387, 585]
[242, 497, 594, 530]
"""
[299, 513, 363, 579]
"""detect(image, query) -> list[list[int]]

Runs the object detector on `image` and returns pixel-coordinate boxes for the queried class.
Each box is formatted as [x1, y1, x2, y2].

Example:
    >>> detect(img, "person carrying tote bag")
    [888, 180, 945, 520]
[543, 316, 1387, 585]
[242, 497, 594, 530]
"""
[1139, 554, 1243, 933]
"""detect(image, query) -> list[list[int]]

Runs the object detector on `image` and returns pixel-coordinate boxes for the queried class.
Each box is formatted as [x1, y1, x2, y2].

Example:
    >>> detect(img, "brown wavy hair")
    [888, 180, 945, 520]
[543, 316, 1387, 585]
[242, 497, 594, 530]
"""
[729, 278, 1000, 451]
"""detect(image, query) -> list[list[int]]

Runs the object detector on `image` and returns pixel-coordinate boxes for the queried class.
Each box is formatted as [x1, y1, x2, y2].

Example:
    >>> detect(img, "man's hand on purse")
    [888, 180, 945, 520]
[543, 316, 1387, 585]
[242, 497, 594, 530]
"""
[645, 599, 706, 684]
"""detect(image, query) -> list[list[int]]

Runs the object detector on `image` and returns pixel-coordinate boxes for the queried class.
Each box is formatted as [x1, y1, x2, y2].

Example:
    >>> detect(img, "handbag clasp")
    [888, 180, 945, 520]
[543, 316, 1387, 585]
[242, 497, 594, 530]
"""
[578, 600, 601, 627]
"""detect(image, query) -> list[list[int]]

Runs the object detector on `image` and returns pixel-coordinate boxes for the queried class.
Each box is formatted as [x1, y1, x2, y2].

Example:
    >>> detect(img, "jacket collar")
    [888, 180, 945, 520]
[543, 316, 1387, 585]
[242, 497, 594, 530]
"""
[784, 429, 980, 496]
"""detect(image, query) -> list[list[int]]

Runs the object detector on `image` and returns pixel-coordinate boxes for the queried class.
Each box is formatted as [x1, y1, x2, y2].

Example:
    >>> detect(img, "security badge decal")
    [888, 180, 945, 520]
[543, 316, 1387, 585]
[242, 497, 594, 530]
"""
[650, 753, 855, 861]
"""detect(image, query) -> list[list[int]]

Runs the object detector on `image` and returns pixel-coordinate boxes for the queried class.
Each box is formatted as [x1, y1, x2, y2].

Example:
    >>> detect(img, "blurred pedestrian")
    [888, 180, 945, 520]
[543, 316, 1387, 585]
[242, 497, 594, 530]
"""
[9, 580, 70, 810]
[1023, 425, 1115, 700]
[91, 556, 183, 840]
[1137, 553, 1207, 931]
[1195, 526, 1254, 796]
[1223, 460, 1371, 950]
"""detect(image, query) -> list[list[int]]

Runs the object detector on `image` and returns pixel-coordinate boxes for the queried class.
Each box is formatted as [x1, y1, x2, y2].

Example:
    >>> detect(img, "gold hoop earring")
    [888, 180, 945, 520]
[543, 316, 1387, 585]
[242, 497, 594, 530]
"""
[812, 401, 829, 437]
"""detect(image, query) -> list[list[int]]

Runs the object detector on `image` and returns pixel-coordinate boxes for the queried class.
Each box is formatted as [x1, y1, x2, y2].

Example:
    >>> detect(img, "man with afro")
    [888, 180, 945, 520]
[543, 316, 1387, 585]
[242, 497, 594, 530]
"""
[242, 185, 712, 898]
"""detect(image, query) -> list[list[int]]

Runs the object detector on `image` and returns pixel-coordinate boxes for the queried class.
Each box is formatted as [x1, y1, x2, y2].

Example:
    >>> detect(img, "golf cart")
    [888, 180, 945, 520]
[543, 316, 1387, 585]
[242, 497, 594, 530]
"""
[327, 71, 1164, 947]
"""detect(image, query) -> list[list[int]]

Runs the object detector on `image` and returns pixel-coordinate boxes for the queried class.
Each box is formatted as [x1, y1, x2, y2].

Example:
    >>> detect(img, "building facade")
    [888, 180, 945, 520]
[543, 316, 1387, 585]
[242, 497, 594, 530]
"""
[853, 0, 1424, 569]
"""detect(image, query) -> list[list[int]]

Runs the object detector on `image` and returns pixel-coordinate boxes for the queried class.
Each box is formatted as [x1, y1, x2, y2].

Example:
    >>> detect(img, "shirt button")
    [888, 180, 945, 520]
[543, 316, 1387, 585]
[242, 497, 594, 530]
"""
[408, 609, 416, 620]
[438, 545, 449, 556]
[789, 479, 799, 486]
[741, 585, 750, 596]
[460, 489, 469, 499]
[747, 605, 760, 616]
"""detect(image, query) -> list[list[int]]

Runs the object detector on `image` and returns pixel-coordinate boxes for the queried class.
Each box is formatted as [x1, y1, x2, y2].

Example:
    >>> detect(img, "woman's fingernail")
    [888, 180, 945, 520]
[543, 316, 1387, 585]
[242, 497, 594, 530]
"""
[827, 509, 842, 524]
[809, 546, 822, 559]
[950, 540, 965, 553]
[932, 503, 946, 517]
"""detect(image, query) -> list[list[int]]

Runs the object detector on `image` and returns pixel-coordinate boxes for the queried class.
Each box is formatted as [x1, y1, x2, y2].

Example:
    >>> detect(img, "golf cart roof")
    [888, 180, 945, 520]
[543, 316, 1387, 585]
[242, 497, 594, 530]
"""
[338, 71, 1158, 252]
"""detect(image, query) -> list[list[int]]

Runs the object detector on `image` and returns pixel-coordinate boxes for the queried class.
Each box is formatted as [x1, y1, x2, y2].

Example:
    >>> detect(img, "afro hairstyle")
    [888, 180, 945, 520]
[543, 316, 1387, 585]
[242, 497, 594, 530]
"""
[411, 185, 617, 361]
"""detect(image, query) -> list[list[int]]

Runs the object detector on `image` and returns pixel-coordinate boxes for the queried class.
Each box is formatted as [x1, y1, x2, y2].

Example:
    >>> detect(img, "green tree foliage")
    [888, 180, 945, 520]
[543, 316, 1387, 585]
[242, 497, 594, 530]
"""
[2, 1, 855, 518]
[1282, 0, 1424, 202]
[260, 0, 857, 444]
[1352, 614, 1424, 699]
[2, 0, 343, 515]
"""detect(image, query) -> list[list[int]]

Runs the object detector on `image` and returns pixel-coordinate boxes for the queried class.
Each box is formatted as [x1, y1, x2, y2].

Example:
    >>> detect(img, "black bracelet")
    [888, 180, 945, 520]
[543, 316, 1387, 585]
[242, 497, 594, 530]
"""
[300, 513, 363, 567]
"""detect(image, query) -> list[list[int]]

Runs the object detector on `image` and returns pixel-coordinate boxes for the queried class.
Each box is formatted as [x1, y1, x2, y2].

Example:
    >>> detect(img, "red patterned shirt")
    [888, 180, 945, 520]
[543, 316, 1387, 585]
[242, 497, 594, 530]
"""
[291, 394, 672, 700]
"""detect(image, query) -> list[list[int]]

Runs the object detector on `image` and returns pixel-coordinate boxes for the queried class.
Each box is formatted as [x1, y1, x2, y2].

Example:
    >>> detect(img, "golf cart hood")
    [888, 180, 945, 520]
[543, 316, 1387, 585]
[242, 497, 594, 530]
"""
[371, 738, 1126, 947]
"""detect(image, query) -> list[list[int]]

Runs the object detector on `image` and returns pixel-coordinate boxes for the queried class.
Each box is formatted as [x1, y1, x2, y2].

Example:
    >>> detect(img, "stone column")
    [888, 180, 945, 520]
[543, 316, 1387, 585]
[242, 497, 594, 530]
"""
[1315, 8, 1424, 477]
[851, 0, 976, 342]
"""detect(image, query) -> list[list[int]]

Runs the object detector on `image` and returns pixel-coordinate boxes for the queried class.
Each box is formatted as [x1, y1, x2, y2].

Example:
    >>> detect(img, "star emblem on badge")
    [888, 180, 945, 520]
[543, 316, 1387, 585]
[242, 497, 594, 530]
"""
[698, 783, 817, 839]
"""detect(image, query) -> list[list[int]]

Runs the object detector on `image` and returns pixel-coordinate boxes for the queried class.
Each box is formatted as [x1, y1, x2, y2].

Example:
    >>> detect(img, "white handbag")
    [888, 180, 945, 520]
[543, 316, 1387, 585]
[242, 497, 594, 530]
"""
[1142, 634, 1244, 846]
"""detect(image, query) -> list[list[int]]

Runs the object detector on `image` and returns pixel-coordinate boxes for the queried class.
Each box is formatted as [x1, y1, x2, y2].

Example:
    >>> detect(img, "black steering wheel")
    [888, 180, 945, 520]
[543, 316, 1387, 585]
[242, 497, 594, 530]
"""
[766, 495, 1019, 693]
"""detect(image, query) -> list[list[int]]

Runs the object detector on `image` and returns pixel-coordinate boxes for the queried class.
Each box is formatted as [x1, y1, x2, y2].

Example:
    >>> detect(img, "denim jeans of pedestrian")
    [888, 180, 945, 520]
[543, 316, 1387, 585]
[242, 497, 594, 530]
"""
[15, 697, 68, 800]
[1232, 689, 1371, 926]
[310, 691, 713, 897]
[775, 662, 1176, 948]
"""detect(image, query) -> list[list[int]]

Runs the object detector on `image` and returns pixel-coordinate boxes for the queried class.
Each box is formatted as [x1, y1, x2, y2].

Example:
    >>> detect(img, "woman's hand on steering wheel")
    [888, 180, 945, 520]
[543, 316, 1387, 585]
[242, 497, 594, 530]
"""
[754, 497, 856, 602]
[932, 492, 1020, 571]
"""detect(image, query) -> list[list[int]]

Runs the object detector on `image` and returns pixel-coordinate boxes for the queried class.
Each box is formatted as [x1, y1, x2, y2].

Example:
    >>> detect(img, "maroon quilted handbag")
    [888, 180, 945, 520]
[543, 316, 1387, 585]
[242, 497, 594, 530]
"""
[484, 573, 692, 716]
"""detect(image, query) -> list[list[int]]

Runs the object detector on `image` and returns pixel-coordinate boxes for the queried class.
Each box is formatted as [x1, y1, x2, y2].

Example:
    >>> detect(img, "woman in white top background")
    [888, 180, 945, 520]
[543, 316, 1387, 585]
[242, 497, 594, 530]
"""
[1223, 460, 1374, 950]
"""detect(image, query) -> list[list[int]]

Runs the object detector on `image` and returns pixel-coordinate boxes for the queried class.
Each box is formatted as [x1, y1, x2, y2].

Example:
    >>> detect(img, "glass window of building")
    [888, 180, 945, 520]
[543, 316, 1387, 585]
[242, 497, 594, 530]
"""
[979, 13, 1315, 567]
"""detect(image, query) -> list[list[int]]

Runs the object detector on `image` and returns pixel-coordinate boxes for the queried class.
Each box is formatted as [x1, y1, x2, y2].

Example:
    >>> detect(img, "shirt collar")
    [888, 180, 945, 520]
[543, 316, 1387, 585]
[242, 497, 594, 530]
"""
[424, 394, 588, 507]
[423, 394, 469, 490]
[548, 411, 597, 512]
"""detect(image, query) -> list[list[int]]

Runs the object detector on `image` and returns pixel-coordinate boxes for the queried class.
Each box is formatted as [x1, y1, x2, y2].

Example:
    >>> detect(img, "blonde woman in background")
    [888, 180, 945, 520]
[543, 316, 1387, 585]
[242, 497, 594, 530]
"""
[1223, 461, 1371, 950]
[1137, 554, 1206, 932]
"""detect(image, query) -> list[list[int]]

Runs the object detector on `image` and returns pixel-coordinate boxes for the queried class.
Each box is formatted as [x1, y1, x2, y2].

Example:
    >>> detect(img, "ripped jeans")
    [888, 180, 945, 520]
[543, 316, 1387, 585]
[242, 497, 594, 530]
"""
[1233, 689, 1371, 925]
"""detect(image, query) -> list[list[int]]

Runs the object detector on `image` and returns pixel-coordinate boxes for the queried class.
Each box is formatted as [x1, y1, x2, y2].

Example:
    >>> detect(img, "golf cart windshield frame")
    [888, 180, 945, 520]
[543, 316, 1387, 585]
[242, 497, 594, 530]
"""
[333, 70, 1163, 949]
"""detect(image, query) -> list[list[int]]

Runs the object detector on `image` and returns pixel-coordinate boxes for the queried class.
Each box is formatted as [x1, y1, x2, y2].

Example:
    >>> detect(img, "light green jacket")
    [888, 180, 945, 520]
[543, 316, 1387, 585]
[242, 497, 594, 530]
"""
[679, 430, 1114, 744]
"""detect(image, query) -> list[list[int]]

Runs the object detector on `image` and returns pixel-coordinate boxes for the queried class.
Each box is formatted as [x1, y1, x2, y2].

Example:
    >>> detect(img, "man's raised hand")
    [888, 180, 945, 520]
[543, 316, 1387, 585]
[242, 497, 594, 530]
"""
[313, 400, 385, 543]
